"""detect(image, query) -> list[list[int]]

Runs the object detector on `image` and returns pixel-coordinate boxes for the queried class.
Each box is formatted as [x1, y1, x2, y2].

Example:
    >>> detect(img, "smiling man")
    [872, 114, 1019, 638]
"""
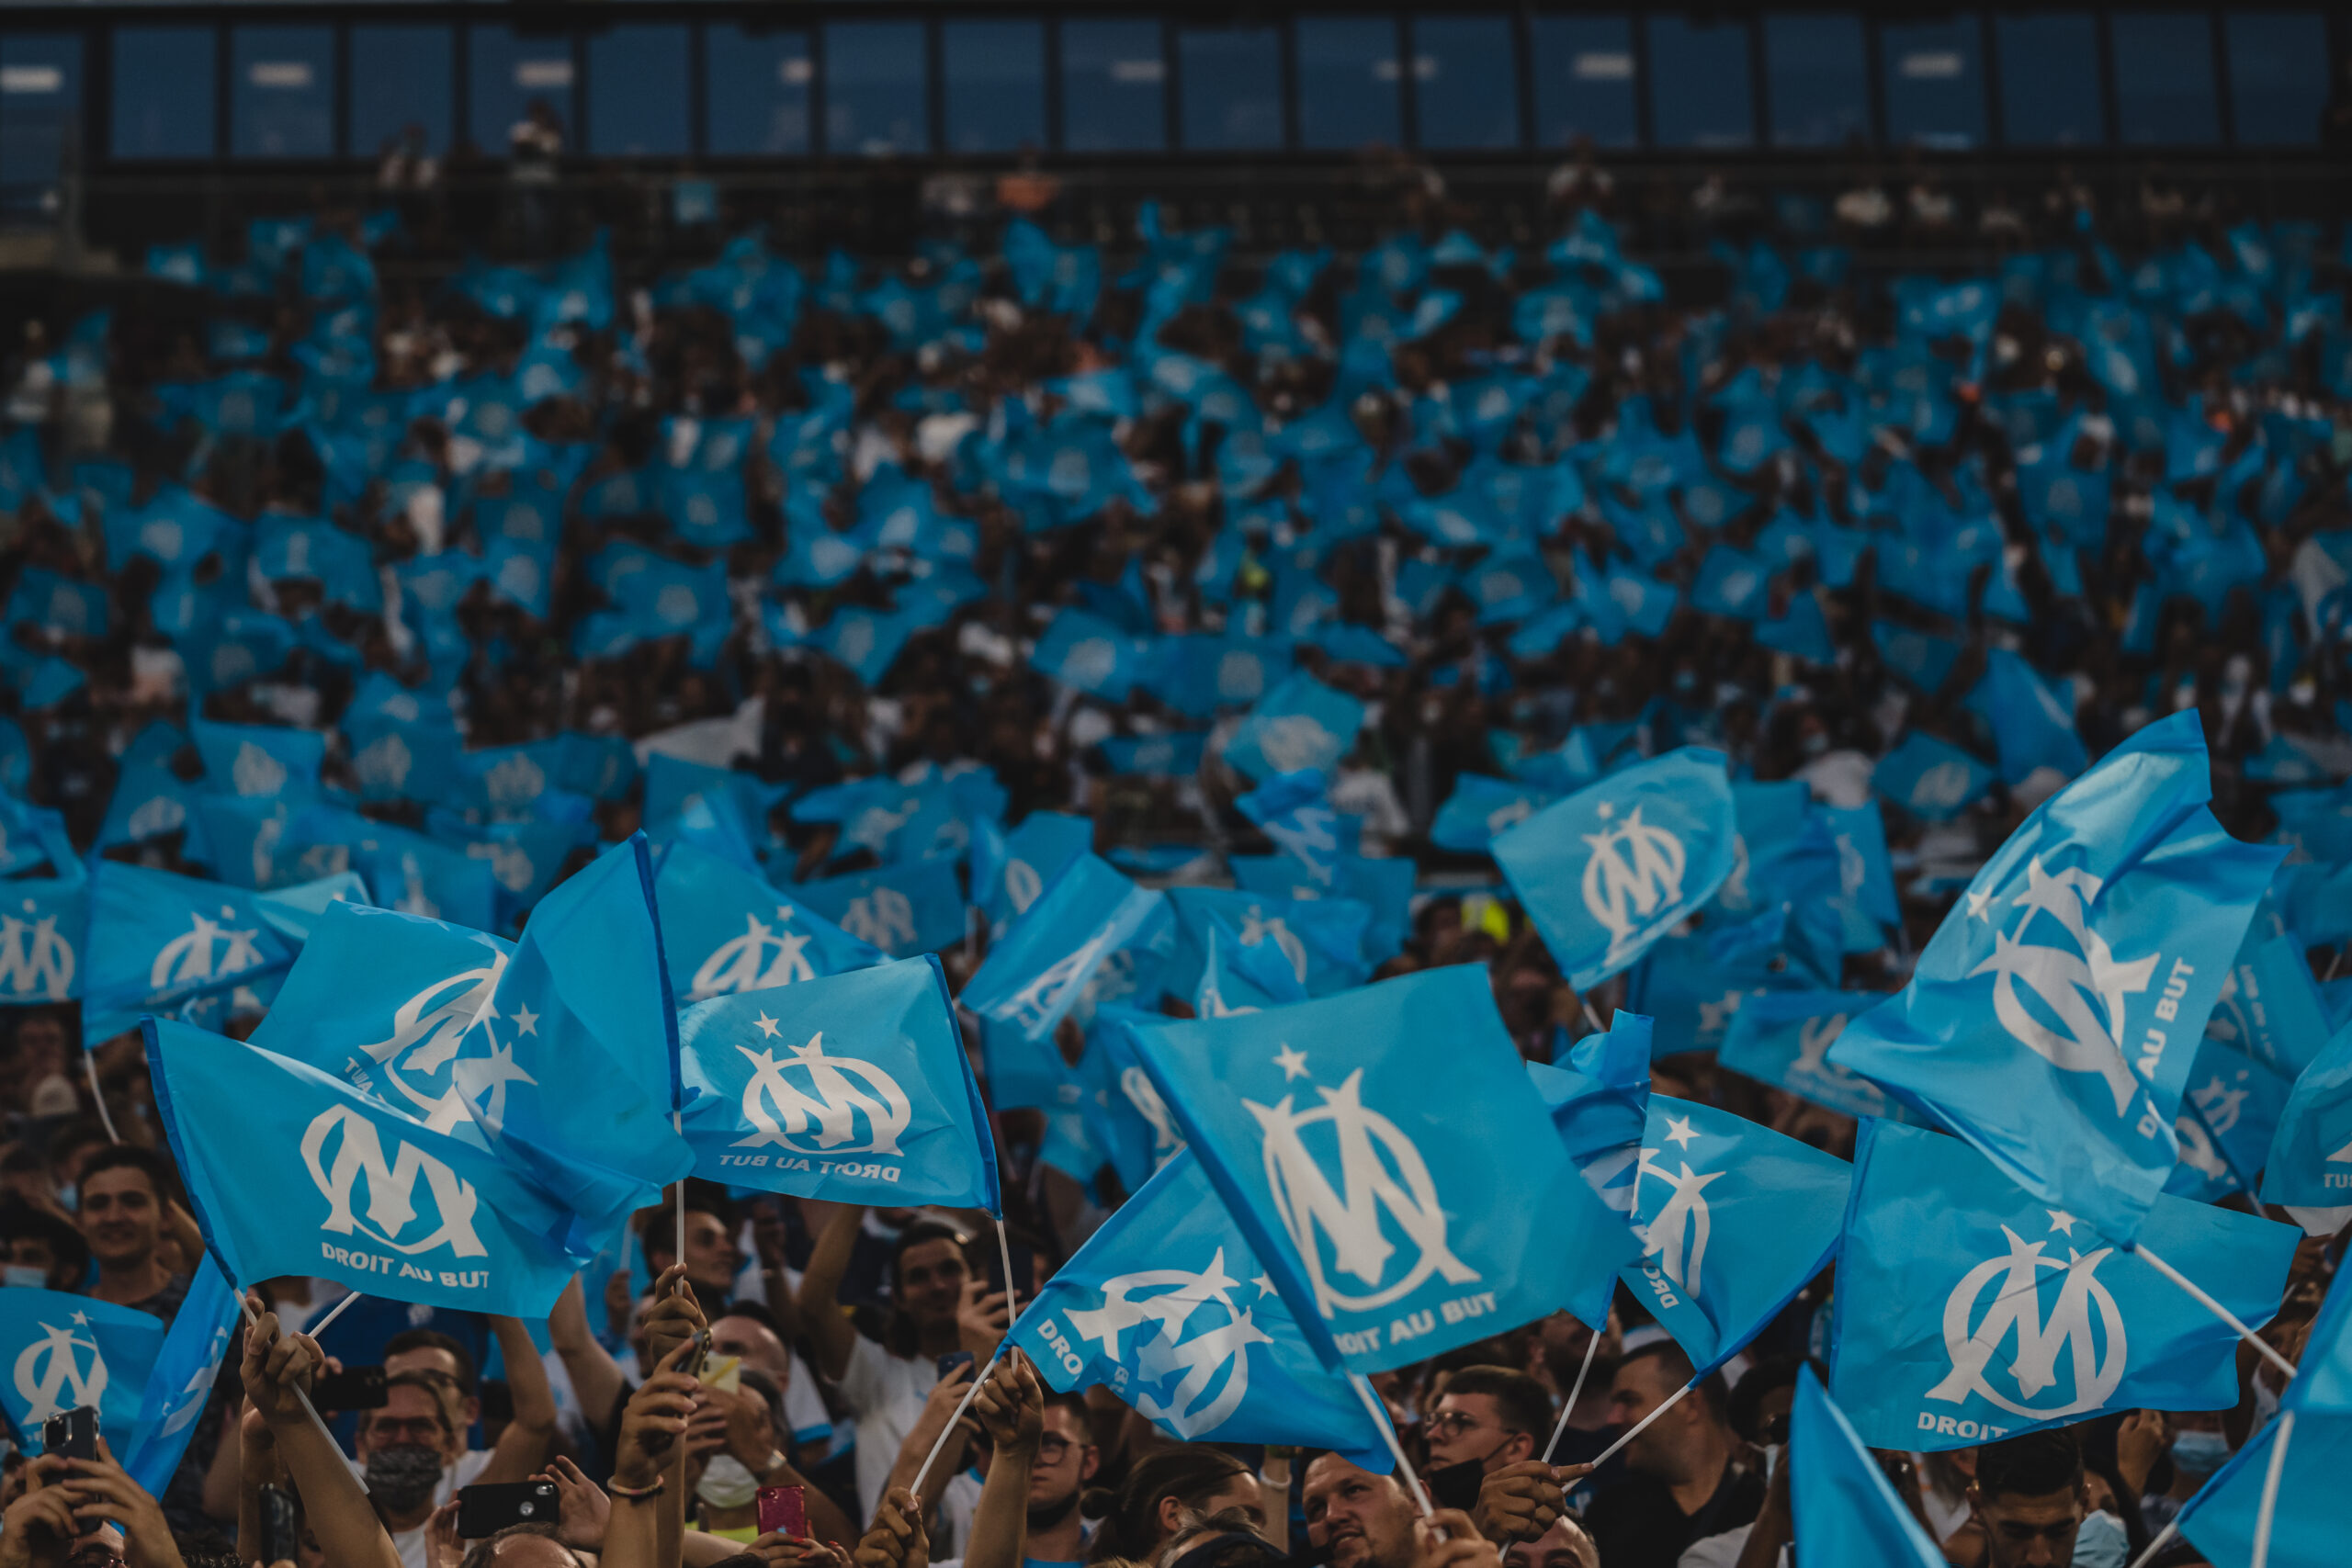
[74, 1146, 189, 1324]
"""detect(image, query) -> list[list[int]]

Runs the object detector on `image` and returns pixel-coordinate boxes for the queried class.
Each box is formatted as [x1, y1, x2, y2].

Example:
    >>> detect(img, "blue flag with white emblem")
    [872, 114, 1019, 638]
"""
[1790, 1367, 1943, 1568]
[81, 863, 324, 1043]
[1527, 1011, 1651, 1227]
[676, 956, 999, 1213]
[1224, 673, 1365, 783]
[1234, 771, 1352, 890]
[792, 862, 967, 958]
[119, 1256, 241, 1498]
[1494, 747, 1738, 990]
[1828, 714, 2284, 1244]
[2259, 1017, 2352, 1224]
[965, 854, 1162, 1046]
[1623, 1096, 1851, 1373]
[0, 1290, 163, 1449]
[1007, 1149, 1389, 1463]
[2205, 929, 2336, 1081]
[1130, 964, 1640, 1371]
[2165, 1033, 2291, 1203]
[1719, 990, 1921, 1125]
[1191, 914, 1308, 1019]
[1872, 732, 1995, 822]
[973, 811, 1094, 938]
[654, 840, 883, 1004]
[145, 1017, 587, 1314]
[1829, 1118, 2297, 1452]
[1161, 888, 1374, 1002]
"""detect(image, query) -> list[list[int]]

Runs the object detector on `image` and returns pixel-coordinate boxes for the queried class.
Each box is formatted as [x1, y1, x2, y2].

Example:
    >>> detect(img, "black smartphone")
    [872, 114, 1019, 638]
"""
[257, 1483, 299, 1565]
[310, 1364, 389, 1411]
[935, 1349, 975, 1382]
[457, 1481, 560, 1539]
[985, 1243, 1035, 1299]
[1426, 1460, 1483, 1514]
[40, 1406, 96, 1461]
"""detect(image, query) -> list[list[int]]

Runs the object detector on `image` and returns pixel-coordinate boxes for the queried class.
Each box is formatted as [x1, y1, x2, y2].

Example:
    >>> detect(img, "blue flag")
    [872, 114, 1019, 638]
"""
[973, 811, 1094, 937]
[1871, 732, 1995, 822]
[1623, 1096, 1851, 1373]
[1224, 673, 1365, 783]
[2165, 1033, 2291, 1203]
[1527, 1010, 1652, 1224]
[0, 1290, 163, 1447]
[1162, 888, 1373, 1002]
[1829, 1119, 2297, 1452]
[654, 840, 883, 1003]
[1431, 775, 1556, 853]
[1829, 714, 2284, 1244]
[966, 855, 1162, 1110]
[1789, 1368, 1943, 1568]
[2205, 930, 2336, 1081]
[1008, 1150, 1390, 1463]
[1131, 964, 1640, 1371]
[1234, 771, 1351, 889]
[676, 955, 999, 1213]
[1494, 747, 1738, 990]
[82, 863, 322, 1042]
[793, 862, 967, 958]
[2258, 1016, 2352, 1222]
[1719, 990, 1921, 1124]
[119, 1256, 242, 1497]
[192, 718, 323, 802]
[1191, 914, 1309, 1018]
[145, 1017, 587, 1314]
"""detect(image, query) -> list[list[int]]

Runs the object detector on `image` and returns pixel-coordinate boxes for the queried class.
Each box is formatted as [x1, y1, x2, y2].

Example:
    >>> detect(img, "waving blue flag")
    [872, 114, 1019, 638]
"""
[1872, 733, 1995, 822]
[793, 862, 966, 958]
[1790, 1368, 1943, 1568]
[1526, 1010, 1651, 1222]
[1829, 1119, 2296, 1452]
[1234, 771, 1351, 888]
[654, 840, 882, 1003]
[1008, 1150, 1390, 1463]
[1829, 714, 2284, 1244]
[1032, 610, 1154, 701]
[1719, 990, 1919, 1124]
[146, 1017, 585, 1314]
[2207, 930, 2336, 1080]
[119, 1256, 241, 1497]
[2165, 1033, 2291, 1202]
[0, 1290, 163, 1446]
[1131, 964, 1640, 1371]
[677, 956, 998, 1213]
[973, 811, 1093, 937]
[1191, 913, 1309, 1019]
[1224, 673, 1365, 783]
[1431, 775, 1556, 853]
[2259, 1017, 2352, 1223]
[1623, 1096, 1850, 1373]
[965, 854, 1161, 1107]
[82, 863, 343, 1042]
[1494, 747, 1737, 990]
[2177, 1269, 2352, 1568]
[1162, 888, 1373, 1002]
[193, 719, 324, 802]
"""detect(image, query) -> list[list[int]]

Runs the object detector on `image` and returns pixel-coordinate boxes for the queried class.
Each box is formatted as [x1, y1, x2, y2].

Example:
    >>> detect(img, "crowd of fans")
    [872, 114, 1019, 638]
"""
[0, 138, 2337, 1568]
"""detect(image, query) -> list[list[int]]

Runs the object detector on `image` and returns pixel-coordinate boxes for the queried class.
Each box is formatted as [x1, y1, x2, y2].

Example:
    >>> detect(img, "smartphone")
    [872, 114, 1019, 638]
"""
[457, 1482, 560, 1539]
[40, 1406, 96, 1461]
[985, 1243, 1035, 1300]
[683, 1329, 712, 1380]
[756, 1484, 808, 1539]
[257, 1483, 300, 1565]
[1426, 1460, 1484, 1514]
[310, 1364, 389, 1411]
[935, 1349, 975, 1382]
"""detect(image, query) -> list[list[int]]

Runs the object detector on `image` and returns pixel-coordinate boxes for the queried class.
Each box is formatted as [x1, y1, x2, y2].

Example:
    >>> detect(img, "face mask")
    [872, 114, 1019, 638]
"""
[2170, 1430, 2231, 1482]
[2070, 1510, 2126, 1568]
[364, 1446, 446, 1513]
[696, 1453, 760, 1511]
[2, 1266, 46, 1290]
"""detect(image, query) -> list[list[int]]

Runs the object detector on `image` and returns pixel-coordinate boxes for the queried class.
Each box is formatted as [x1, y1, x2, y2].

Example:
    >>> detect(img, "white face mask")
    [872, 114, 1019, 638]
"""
[696, 1453, 760, 1511]
[2, 1266, 46, 1290]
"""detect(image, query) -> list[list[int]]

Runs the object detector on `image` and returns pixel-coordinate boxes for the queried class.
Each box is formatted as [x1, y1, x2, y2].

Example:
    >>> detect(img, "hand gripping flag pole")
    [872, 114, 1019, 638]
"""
[1348, 1375, 1435, 1521]
[236, 1294, 368, 1494]
[1540, 1328, 1605, 1465]
[910, 1216, 1028, 1502]
[2133, 1242, 2300, 1383]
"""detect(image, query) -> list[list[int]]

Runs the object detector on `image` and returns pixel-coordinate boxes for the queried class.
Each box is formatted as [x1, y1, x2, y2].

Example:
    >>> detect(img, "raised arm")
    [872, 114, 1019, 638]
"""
[884, 1363, 977, 1536]
[477, 1314, 558, 1483]
[956, 1352, 1043, 1568]
[798, 1202, 865, 1382]
[240, 1295, 400, 1568]
[598, 1341, 702, 1568]
[548, 1273, 629, 1438]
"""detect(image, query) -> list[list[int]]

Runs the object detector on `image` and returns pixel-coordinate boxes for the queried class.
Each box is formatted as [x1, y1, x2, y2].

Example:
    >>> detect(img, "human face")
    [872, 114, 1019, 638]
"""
[385, 1344, 475, 1427]
[77, 1167, 160, 1271]
[1502, 1516, 1600, 1568]
[664, 1211, 739, 1297]
[357, 1384, 458, 1462]
[64, 1525, 125, 1568]
[713, 1314, 790, 1382]
[1973, 1487, 2085, 1568]
[1030, 1405, 1096, 1510]
[896, 1237, 969, 1326]
[1303, 1455, 1417, 1568]
[1602, 1358, 1689, 1480]
[1426, 1391, 1529, 1472]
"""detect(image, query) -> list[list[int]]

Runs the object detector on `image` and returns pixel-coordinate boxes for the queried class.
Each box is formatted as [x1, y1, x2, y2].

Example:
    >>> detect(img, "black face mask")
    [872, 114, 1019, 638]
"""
[1028, 1489, 1084, 1532]
[364, 1445, 445, 1513]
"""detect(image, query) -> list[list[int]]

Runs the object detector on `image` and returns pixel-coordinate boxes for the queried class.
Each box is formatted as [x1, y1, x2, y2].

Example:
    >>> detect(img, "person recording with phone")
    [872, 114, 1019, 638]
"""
[684, 1365, 852, 1545]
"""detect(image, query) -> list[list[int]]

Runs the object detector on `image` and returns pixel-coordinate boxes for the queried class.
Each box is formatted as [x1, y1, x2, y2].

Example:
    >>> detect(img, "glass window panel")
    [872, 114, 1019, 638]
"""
[232, 24, 332, 158]
[1060, 18, 1163, 152]
[1, 33, 82, 205]
[111, 26, 215, 160]
[1645, 16, 1753, 148]
[1764, 14, 1866, 148]
[2226, 12, 2330, 147]
[943, 19, 1046, 153]
[2112, 13, 2217, 146]
[1415, 15, 1520, 151]
[586, 25, 687, 155]
[1179, 26, 1283, 151]
[825, 22, 929, 156]
[352, 25, 451, 159]
[1880, 16, 1984, 149]
[1295, 16, 1399, 151]
[707, 27, 811, 155]
[470, 27, 576, 154]
[1995, 14, 2102, 147]
[1530, 15, 1636, 148]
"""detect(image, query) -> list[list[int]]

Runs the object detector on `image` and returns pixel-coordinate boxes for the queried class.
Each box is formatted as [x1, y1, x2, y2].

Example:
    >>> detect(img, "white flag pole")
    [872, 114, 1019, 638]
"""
[1348, 1374, 1435, 1521]
[237, 1295, 367, 1493]
[2250, 1410, 2296, 1568]
[1584, 1378, 1696, 1470]
[2123, 1518, 2177, 1568]
[910, 1353, 1000, 1500]
[2135, 1242, 2299, 1382]
[85, 1051, 121, 1145]
[306, 1289, 364, 1339]
[1540, 1328, 1604, 1464]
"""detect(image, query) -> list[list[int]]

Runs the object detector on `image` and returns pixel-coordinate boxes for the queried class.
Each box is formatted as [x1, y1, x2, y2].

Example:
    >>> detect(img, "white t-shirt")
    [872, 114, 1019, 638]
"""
[367, 1450, 496, 1568]
[838, 1333, 939, 1522]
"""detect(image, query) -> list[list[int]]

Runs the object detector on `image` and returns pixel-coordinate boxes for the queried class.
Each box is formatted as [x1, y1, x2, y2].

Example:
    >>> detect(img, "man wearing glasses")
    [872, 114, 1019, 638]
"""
[1424, 1367, 1587, 1549]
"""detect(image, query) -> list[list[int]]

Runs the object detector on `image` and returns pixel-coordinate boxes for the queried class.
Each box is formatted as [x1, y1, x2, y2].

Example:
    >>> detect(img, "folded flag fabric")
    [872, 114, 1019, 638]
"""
[1526, 1010, 1651, 1219]
[1008, 1148, 1389, 1463]
[964, 853, 1162, 1046]
[1494, 747, 1738, 990]
[1830, 1119, 2297, 1451]
[1829, 713, 2284, 1245]
[1130, 964, 1639, 1371]
[119, 1256, 242, 1497]
[2258, 1016, 2352, 1226]
[1789, 1367, 1944, 1568]
[676, 955, 998, 1213]
[654, 840, 883, 1002]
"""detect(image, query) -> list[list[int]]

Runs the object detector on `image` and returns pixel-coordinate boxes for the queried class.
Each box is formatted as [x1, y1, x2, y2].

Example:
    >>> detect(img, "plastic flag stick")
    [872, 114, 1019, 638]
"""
[1349, 1374, 1434, 1520]
[2252, 1411, 2295, 1568]
[1542, 1329, 1605, 1464]
[1587, 1379, 1696, 1469]
[2136, 1241, 2299, 1382]
[86, 1052, 120, 1145]
[307, 1290, 363, 1340]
